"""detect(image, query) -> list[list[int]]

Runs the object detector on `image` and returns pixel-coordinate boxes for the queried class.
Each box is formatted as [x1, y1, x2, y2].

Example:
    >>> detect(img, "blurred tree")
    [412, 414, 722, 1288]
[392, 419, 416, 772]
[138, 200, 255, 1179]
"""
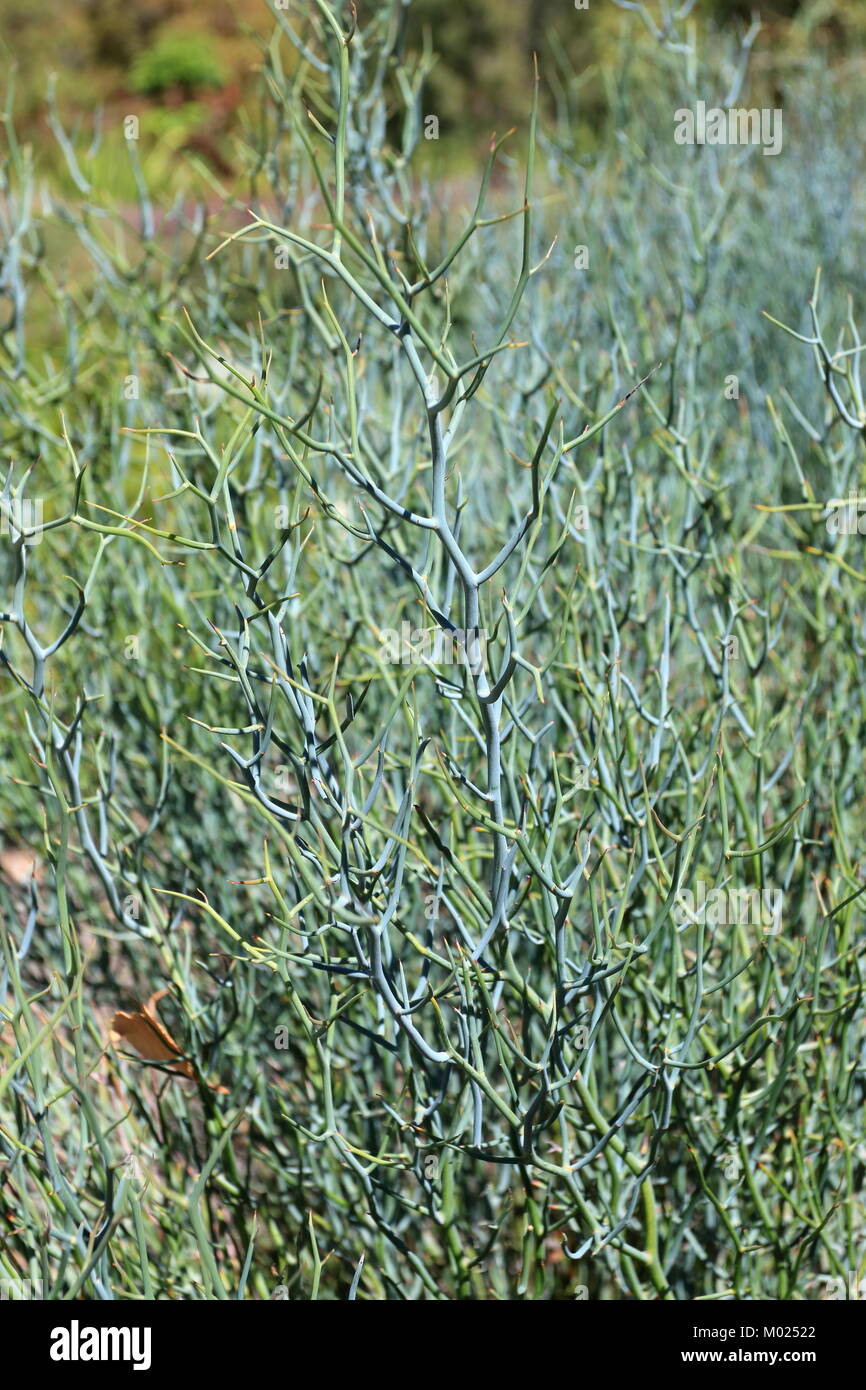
[130, 34, 227, 100]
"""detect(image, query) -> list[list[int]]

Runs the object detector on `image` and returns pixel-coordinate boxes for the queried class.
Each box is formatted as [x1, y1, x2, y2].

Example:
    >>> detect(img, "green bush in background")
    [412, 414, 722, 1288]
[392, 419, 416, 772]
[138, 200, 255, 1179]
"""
[130, 35, 227, 98]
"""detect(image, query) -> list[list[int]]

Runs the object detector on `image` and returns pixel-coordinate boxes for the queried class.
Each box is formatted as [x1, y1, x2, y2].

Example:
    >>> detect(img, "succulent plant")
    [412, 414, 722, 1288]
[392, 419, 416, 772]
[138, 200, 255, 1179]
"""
[2, 0, 865, 1301]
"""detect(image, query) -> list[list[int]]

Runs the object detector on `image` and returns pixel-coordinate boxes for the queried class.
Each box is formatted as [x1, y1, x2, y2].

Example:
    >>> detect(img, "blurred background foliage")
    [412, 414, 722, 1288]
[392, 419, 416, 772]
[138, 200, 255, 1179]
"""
[1, 0, 865, 194]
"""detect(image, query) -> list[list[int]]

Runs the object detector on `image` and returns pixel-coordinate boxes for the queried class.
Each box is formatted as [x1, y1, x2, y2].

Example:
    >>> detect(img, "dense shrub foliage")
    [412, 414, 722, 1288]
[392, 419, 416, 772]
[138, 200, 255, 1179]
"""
[2, 0, 865, 1299]
[130, 36, 228, 98]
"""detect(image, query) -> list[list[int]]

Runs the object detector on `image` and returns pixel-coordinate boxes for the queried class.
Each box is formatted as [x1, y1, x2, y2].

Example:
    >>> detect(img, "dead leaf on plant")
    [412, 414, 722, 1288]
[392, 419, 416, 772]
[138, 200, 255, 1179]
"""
[109, 989, 228, 1093]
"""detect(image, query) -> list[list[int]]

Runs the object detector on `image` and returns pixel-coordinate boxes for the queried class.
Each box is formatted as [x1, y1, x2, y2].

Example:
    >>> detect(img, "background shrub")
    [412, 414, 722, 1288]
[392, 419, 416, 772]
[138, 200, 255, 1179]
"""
[130, 34, 228, 97]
